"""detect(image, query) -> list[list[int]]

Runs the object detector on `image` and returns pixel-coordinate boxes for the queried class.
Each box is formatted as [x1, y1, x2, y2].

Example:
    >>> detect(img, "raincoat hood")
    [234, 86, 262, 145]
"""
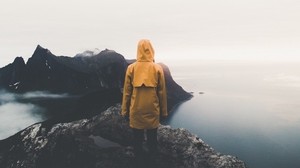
[137, 39, 154, 62]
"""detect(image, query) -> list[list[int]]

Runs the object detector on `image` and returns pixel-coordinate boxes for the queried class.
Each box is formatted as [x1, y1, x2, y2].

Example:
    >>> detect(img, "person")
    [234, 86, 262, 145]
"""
[121, 39, 167, 158]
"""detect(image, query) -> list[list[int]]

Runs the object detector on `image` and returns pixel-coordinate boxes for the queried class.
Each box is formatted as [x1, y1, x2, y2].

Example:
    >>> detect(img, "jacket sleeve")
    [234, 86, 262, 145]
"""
[157, 67, 168, 117]
[121, 66, 133, 117]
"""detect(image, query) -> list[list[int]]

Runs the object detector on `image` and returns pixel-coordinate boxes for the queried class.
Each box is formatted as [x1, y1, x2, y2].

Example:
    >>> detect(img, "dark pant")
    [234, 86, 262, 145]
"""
[132, 128, 158, 155]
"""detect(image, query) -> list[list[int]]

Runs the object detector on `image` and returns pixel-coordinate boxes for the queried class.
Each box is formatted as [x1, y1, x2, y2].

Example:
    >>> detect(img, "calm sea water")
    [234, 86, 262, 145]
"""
[165, 60, 300, 168]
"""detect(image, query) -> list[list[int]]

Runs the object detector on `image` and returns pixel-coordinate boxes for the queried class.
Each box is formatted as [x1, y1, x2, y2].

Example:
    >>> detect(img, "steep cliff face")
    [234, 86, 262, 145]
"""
[158, 63, 192, 111]
[24, 45, 92, 93]
[0, 104, 247, 168]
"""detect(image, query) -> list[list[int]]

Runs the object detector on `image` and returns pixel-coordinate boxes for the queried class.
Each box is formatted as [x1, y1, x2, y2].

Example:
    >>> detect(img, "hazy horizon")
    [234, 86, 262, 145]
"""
[167, 61, 300, 168]
[1, 0, 300, 67]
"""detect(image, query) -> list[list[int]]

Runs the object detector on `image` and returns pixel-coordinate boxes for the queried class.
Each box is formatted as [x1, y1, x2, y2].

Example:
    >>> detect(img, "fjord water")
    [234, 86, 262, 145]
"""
[165, 60, 300, 168]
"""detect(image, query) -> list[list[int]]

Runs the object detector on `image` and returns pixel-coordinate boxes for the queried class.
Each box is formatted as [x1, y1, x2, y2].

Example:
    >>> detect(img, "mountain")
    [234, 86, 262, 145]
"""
[0, 45, 191, 111]
[0, 45, 127, 93]
[0, 45, 193, 137]
[0, 57, 26, 90]
[0, 104, 246, 168]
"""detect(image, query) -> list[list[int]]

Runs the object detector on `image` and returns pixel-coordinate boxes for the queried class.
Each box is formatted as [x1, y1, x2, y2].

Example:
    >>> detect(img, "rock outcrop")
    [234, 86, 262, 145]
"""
[0, 104, 247, 168]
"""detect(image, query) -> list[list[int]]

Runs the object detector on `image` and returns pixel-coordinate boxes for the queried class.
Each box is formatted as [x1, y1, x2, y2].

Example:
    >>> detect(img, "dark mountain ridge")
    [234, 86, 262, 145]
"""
[0, 45, 192, 112]
[6, 45, 127, 93]
[0, 57, 26, 90]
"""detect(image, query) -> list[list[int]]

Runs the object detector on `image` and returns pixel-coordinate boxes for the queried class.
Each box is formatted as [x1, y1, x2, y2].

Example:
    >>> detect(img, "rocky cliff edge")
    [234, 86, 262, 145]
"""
[0, 104, 247, 168]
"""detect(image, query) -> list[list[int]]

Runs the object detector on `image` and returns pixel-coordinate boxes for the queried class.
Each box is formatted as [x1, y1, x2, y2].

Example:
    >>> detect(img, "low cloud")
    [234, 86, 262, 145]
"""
[22, 91, 68, 99]
[75, 49, 101, 57]
[0, 90, 17, 103]
[0, 90, 68, 140]
[0, 102, 45, 139]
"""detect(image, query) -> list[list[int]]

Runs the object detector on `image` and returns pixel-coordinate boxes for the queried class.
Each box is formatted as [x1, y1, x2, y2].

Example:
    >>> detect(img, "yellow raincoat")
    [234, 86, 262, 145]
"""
[121, 39, 167, 129]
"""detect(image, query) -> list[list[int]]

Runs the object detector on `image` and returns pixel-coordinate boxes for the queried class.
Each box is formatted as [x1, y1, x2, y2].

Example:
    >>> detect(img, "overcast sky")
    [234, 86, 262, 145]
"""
[1, 0, 300, 67]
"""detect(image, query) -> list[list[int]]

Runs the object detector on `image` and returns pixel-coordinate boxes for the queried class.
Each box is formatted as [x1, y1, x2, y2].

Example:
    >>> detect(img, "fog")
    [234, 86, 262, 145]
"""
[1, 0, 300, 67]
[0, 102, 44, 139]
[22, 91, 68, 99]
[0, 90, 69, 140]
